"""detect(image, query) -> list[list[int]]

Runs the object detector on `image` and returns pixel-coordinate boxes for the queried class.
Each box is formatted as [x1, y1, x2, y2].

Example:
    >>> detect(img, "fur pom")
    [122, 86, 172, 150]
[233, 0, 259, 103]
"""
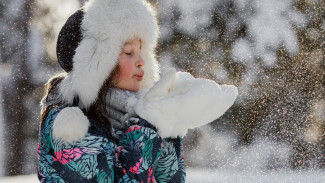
[53, 107, 89, 143]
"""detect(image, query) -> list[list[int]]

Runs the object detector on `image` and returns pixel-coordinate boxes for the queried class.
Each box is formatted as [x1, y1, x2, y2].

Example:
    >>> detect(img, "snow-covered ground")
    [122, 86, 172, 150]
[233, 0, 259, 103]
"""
[1, 169, 325, 183]
[0, 174, 38, 183]
[186, 169, 325, 183]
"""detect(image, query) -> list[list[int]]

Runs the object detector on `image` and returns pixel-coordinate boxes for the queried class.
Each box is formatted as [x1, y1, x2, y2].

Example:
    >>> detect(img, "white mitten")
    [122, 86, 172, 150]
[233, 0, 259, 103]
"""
[135, 68, 238, 138]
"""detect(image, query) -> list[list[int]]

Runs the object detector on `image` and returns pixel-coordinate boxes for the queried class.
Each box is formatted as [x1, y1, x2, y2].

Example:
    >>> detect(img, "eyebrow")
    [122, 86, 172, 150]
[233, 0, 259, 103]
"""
[123, 41, 141, 50]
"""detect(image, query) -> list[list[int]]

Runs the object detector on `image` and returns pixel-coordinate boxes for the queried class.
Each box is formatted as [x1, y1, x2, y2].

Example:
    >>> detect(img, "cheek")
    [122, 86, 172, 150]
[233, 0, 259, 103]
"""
[119, 59, 134, 78]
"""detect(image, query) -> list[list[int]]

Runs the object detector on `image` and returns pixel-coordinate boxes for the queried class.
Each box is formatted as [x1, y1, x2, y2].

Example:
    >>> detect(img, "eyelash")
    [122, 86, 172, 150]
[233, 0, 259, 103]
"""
[125, 52, 132, 56]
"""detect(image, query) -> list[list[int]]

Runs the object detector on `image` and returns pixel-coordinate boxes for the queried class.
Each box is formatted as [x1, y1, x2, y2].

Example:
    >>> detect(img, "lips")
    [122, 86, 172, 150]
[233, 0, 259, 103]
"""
[135, 71, 144, 81]
[136, 75, 143, 81]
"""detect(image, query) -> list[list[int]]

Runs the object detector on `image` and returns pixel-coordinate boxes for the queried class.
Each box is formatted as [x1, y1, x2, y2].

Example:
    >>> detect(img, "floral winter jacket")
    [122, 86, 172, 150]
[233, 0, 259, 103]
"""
[38, 106, 186, 182]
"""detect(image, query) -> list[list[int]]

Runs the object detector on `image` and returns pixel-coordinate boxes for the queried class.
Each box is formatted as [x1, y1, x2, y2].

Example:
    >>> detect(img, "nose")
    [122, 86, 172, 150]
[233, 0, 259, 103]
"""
[136, 55, 145, 68]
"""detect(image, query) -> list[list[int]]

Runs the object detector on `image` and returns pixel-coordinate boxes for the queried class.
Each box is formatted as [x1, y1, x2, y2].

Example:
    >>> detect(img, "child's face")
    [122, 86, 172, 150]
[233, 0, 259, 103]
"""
[115, 38, 145, 92]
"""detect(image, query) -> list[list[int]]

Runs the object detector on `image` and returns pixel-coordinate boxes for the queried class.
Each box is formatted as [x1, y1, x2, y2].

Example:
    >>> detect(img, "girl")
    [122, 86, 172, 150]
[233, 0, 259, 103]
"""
[38, 0, 238, 182]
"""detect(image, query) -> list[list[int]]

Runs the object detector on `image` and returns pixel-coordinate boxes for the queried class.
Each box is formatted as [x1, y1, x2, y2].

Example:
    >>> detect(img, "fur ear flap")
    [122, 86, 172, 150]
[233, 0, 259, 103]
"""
[53, 107, 89, 143]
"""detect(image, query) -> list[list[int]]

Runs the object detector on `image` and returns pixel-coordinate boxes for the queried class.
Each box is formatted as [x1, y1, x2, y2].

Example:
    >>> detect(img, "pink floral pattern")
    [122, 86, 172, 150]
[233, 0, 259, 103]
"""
[129, 157, 143, 174]
[53, 147, 100, 165]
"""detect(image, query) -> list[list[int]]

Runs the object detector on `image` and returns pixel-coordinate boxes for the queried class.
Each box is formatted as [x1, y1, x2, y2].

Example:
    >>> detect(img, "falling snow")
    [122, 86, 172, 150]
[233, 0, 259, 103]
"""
[0, 0, 324, 181]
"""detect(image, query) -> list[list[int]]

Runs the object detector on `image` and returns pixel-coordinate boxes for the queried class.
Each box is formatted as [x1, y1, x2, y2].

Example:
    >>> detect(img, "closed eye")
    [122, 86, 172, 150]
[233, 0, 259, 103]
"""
[125, 52, 132, 56]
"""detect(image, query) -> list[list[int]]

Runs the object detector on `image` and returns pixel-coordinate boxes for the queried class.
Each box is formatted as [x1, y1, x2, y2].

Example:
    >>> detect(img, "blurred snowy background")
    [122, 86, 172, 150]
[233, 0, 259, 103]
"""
[0, 0, 324, 182]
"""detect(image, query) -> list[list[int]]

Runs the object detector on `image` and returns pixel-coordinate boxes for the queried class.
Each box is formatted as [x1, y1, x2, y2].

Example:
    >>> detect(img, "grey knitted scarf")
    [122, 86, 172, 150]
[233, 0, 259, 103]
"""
[105, 88, 139, 131]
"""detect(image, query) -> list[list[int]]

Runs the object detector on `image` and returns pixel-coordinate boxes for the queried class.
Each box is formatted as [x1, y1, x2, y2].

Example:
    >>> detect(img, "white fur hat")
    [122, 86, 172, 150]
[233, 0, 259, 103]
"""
[57, 0, 160, 109]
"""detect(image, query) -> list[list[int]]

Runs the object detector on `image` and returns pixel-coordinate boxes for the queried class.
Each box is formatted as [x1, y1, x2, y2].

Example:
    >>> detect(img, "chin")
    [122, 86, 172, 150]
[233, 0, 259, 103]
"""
[131, 82, 140, 92]
[125, 85, 140, 92]
[116, 81, 140, 92]
[131, 86, 140, 92]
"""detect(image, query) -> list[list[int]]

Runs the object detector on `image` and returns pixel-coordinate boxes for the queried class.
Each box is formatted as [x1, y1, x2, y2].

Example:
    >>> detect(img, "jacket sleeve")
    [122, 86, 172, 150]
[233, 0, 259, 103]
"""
[38, 107, 116, 183]
[37, 142, 66, 183]
[115, 118, 163, 182]
[38, 107, 66, 183]
[154, 137, 186, 183]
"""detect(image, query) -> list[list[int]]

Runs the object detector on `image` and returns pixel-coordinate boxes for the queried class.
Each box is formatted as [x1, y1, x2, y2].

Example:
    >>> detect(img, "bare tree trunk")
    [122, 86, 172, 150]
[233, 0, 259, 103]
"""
[79, 0, 86, 5]
[0, 0, 34, 176]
